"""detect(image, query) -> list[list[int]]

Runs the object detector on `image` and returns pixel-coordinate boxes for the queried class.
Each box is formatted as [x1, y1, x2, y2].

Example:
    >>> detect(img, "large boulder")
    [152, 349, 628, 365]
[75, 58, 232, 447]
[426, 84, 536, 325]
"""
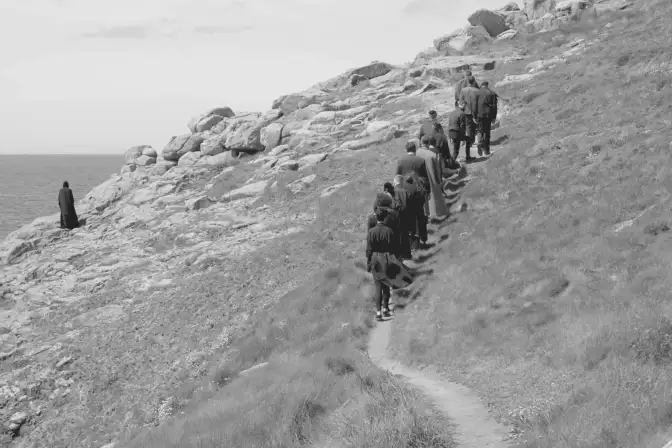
[496, 29, 519, 40]
[123, 145, 156, 169]
[134, 155, 156, 166]
[177, 151, 202, 167]
[123, 145, 146, 164]
[468, 9, 509, 38]
[199, 152, 237, 167]
[524, 0, 556, 19]
[502, 10, 530, 29]
[83, 176, 134, 212]
[151, 160, 177, 176]
[200, 134, 227, 156]
[187, 107, 235, 133]
[271, 89, 329, 115]
[498, 2, 520, 11]
[161, 134, 205, 161]
[260, 122, 285, 152]
[225, 110, 282, 152]
[434, 25, 491, 52]
[349, 61, 394, 80]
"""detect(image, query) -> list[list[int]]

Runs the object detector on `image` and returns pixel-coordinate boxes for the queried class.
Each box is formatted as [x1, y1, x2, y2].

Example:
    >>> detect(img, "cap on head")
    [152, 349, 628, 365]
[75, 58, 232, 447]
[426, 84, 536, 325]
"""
[428, 109, 437, 117]
[405, 141, 417, 153]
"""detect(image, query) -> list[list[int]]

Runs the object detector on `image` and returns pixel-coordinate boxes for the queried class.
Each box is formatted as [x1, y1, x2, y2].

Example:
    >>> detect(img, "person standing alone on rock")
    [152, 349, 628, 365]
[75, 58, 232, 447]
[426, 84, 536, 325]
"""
[459, 76, 481, 156]
[58, 181, 80, 230]
[449, 100, 469, 163]
[454, 70, 479, 108]
[474, 80, 498, 157]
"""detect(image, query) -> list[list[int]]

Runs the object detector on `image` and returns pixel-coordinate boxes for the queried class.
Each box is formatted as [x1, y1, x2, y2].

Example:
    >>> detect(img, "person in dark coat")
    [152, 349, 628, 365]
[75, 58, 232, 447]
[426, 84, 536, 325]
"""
[474, 80, 498, 156]
[459, 76, 481, 155]
[395, 141, 429, 251]
[403, 172, 428, 252]
[417, 109, 439, 143]
[58, 181, 80, 230]
[454, 70, 480, 107]
[391, 175, 412, 260]
[367, 188, 400, 242]
[366, 208, 413, 321]
[395, 141, 429, 187]
[431, 123, 454, 170]
[448, 100, 470, 162]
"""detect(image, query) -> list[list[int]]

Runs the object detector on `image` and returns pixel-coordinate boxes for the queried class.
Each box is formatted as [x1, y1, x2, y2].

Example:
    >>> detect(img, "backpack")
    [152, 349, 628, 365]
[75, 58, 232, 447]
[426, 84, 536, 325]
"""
[404, 171, 427, 199]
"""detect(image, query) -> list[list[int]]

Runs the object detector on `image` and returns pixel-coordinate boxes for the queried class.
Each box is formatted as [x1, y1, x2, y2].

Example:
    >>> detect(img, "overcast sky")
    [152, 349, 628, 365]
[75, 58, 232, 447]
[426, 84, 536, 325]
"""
[0, 0, 514, 154]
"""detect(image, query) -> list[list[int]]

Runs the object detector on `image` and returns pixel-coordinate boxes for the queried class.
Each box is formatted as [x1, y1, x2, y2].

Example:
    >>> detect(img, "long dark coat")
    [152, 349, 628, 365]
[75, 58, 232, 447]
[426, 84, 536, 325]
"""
[58, 187, 80, 230]
[366, 223, 414, 289]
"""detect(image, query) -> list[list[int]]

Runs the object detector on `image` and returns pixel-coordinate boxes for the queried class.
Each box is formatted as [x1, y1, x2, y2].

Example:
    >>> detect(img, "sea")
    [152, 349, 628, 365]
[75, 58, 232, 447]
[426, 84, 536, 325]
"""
[0, 154, 123, 241]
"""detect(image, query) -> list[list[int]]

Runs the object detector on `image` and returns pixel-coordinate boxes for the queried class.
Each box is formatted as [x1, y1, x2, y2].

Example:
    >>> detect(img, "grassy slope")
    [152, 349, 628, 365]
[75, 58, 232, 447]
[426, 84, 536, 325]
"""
[391, 3, 672, 448]
[103, 142, 455, 447]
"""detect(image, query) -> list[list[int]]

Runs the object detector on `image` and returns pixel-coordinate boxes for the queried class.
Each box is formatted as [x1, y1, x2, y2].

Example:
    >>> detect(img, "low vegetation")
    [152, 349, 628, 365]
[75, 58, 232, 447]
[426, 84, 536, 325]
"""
[391, 2, 672, 447]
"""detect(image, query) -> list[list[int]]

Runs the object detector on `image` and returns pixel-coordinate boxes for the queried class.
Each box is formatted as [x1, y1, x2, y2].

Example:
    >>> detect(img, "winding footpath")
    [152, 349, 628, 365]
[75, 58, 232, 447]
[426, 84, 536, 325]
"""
[367, 165, 511, 448]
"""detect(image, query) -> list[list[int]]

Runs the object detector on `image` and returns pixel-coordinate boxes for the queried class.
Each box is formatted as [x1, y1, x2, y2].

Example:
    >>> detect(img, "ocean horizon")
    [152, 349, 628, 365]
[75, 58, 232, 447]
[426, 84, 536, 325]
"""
[0, 154, 123, 240]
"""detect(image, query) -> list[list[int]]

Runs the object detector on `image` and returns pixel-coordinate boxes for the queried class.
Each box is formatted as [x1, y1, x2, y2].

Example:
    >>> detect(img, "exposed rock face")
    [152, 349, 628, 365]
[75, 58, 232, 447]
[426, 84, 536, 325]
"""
[468, 9, 510, 37]
[350, 61, 394, 80]
[434, 25, 491, 51]
[124, 145, 157, 170]
[525, 0, 557, 20]
[502, 10, 530, 29]
[187, 107, 235, 133]
[162, 134, 205, 161]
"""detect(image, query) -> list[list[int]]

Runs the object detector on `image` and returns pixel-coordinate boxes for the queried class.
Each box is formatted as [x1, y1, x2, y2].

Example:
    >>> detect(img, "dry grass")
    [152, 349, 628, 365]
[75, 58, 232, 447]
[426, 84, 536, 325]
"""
[391, 2, 672, 447]
[25, 140, 455, 447]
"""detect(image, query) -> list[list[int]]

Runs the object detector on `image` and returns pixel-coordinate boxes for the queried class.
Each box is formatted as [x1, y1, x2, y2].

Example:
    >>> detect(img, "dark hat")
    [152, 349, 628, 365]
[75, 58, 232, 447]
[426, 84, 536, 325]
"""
[428, 109, 437, 116]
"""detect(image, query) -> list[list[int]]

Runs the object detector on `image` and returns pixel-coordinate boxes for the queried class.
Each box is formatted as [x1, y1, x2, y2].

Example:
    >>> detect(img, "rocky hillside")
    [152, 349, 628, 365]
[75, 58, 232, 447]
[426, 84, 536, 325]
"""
[0, 0, 636, 446]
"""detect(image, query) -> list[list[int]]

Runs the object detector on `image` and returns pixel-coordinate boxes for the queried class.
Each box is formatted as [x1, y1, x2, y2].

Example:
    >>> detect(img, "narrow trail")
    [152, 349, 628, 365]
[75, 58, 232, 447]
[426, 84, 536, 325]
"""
[368, 321, 510, 448]
[367, 164, 511, 448]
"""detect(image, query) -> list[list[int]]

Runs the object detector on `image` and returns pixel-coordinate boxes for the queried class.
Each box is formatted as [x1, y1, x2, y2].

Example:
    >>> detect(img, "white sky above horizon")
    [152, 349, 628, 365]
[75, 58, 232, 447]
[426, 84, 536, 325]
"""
[0, 0, 516, 154]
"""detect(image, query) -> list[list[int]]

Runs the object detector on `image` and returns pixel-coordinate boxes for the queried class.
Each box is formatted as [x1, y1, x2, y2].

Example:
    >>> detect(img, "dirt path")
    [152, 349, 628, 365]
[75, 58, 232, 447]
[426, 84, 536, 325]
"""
[368, 320, 510, 448]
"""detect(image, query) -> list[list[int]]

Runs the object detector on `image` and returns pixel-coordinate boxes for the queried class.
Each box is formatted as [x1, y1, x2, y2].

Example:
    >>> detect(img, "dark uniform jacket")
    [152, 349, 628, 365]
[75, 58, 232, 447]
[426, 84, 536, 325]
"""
[454, 77, 480, 103]
[366, 223, 397, 269]
[459, 86, 480, 116]
[475, 87, 498, 121]
[396, 154, 428, 181]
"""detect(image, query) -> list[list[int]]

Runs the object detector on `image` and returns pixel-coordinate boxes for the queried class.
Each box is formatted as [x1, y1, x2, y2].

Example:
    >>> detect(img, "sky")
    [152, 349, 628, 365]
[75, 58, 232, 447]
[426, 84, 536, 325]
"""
[0, 0, 515, 154]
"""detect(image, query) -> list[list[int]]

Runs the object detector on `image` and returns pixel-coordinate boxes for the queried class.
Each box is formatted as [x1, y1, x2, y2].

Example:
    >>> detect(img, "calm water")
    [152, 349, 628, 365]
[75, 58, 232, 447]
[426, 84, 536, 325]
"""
[0, 155, 123, 240]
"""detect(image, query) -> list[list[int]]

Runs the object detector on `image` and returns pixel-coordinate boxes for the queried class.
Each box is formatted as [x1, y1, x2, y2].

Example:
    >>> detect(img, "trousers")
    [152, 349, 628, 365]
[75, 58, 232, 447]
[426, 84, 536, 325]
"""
[374, 279, 391, 311]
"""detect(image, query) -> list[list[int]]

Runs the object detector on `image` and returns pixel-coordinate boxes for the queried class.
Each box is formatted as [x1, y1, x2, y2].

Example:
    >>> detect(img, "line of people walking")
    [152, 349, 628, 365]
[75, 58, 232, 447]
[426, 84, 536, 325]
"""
[365, 71, 498, 322]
